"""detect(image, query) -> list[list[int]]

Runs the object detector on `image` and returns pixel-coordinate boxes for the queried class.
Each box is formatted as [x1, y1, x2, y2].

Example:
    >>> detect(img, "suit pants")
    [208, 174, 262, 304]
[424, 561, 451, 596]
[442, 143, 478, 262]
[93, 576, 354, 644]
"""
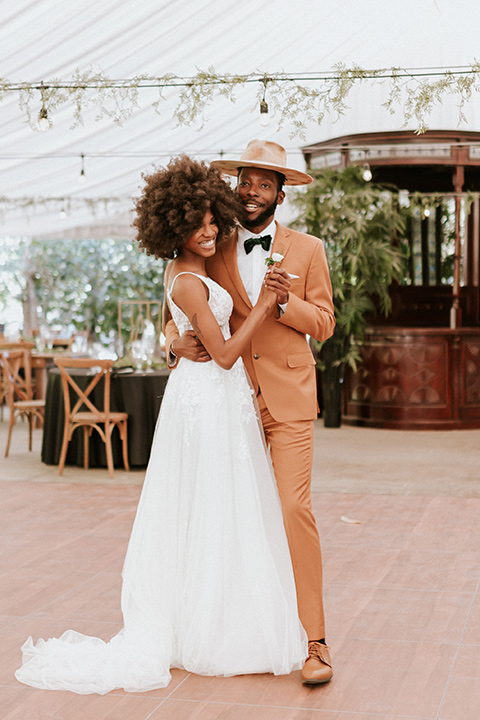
[257, 393, 325, 641]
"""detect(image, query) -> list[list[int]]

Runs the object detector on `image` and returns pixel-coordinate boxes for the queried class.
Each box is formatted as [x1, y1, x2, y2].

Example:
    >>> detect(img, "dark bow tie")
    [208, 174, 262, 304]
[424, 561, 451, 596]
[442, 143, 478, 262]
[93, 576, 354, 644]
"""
[243, 235, 272, 255]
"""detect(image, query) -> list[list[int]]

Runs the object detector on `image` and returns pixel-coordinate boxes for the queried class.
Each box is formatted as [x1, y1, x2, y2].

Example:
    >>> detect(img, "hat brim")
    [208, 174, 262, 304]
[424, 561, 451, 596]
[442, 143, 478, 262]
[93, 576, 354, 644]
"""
[211, 159, 313, 186]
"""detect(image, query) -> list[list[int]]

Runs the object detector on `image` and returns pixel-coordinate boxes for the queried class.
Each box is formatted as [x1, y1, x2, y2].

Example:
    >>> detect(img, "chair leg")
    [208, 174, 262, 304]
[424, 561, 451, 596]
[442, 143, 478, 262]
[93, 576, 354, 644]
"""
[83, 426, 90, 469]
[4, 413, 15, 458]
[58, 428, 70, 476]
[27, 412, 33, 451]
[121, 420, 130, 472]
[105, 426, 115, 479]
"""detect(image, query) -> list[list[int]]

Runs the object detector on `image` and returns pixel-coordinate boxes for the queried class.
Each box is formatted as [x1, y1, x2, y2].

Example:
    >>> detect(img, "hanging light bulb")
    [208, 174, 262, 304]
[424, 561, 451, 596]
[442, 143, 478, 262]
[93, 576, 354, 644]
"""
[423, 207, 431, 218]
[38, 105, 50, 132]
[78, 154, 86, 184]
[37, 82, 50, 131]
[59, 206, 67, 218]
[362, 163, 372, 182]
[259, 77, 271, 127]
[259, 99, 270, 127]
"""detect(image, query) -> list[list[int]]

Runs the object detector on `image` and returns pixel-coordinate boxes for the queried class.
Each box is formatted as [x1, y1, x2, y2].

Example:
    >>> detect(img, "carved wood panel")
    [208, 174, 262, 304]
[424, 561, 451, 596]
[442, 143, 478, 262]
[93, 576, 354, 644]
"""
[344, 329, 480, 428]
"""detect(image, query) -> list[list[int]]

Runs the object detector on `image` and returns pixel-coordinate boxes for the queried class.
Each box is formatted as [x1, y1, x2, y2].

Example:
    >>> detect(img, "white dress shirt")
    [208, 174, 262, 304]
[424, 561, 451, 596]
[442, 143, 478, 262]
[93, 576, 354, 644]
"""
[236, 220, 277, 305]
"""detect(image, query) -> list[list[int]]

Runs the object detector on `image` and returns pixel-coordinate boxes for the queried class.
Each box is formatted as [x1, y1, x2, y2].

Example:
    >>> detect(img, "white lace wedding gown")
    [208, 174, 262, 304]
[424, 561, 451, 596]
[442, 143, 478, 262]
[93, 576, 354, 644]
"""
[15, 273, 307, 694]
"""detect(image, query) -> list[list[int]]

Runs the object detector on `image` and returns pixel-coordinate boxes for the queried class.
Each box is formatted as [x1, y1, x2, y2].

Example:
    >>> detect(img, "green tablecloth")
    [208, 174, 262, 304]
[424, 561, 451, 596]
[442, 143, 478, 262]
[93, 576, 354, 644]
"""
[41, 367, 170, 468]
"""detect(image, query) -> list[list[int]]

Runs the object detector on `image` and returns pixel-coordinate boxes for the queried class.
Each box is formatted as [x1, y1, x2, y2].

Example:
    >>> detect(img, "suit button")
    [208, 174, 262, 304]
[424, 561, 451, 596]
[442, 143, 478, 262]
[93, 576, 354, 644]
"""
[253, 354, 260, 359]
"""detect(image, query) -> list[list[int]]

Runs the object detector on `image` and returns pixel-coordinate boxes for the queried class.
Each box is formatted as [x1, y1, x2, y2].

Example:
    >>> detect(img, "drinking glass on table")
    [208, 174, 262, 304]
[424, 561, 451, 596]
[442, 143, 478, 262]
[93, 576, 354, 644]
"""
[130, 340, 145, 370]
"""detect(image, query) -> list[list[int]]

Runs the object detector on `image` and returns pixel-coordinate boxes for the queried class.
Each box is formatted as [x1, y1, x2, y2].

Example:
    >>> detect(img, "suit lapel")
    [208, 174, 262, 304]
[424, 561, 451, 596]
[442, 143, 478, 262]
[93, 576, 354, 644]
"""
[271, 223, 292, 262]
[219, 231, 252, 309]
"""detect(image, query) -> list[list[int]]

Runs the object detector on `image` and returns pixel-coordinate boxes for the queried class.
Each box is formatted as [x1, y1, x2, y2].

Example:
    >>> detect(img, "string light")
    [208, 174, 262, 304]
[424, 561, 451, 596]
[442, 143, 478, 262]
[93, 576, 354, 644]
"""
[362, 163, 372, 182]
[78, 154, 86, 184]
[37, 82, 50, 132]
[7, 140, 480, 162]
[259, 99, 269, 126]
[259, 77, 270, 127]
[38, 106, 49, 132]
[0, 64, 478, 136]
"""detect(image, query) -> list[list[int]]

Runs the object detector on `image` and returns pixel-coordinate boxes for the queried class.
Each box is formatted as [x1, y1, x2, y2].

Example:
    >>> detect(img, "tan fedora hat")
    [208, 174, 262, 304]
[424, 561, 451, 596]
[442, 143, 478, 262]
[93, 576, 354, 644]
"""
[211, 139, 313, 186]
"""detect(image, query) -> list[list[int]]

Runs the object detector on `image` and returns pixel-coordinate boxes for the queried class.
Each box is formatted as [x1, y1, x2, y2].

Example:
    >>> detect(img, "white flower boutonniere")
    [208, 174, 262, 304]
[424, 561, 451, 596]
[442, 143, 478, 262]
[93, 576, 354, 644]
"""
[265, 252, 284, 267]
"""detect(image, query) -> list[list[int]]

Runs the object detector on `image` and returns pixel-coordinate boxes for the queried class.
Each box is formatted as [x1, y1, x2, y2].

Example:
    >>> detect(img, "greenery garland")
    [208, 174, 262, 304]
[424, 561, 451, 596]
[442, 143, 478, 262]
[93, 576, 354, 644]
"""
[2, 64, 480, 136]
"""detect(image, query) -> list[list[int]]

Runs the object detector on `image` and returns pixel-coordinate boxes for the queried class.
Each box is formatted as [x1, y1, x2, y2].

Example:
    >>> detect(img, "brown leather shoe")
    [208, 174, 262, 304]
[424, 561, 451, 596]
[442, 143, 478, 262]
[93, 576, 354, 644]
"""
[301, 641, 333, 685]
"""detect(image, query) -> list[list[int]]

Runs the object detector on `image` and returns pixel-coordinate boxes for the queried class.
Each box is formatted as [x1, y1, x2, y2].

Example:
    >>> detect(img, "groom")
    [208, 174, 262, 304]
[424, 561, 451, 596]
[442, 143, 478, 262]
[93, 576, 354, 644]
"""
[165, 140, 335, 684]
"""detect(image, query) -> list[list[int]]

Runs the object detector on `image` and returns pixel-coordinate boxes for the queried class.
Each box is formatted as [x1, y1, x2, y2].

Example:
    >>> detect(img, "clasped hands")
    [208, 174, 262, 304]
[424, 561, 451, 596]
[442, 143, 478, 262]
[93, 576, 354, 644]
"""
[171, 267, 291, 363]
[263, 265, 291, 305]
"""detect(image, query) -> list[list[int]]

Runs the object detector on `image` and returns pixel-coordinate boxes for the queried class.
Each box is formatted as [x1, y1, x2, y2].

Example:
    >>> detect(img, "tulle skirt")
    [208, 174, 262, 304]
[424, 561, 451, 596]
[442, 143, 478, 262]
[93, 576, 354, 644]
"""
[15, 358, 307, 694]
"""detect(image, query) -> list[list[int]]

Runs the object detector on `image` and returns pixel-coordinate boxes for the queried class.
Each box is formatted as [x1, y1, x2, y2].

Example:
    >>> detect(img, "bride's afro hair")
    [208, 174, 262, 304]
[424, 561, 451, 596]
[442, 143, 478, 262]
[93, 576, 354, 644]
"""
[133, 155, 242, 260]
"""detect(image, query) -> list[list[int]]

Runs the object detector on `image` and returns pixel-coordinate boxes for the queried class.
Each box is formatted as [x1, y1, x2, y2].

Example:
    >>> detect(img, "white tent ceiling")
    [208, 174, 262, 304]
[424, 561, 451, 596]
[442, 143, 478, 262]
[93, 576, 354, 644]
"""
[2, 0, 480, 238]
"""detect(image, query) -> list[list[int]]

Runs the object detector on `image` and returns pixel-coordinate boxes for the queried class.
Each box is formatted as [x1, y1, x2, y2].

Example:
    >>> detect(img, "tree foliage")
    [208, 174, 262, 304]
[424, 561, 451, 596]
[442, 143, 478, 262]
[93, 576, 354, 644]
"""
[292, 166, 407, 370]
[0, 237, 164, 341]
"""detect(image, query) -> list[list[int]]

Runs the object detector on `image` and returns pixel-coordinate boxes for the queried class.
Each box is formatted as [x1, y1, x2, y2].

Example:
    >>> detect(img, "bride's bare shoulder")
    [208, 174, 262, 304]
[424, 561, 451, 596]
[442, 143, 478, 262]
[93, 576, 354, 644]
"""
[169, 272, 209, 305]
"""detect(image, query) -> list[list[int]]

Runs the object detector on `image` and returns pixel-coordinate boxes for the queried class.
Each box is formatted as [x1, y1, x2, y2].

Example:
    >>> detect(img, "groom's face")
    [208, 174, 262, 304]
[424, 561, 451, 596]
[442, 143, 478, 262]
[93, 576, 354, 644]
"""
[237, 167, 285, 234]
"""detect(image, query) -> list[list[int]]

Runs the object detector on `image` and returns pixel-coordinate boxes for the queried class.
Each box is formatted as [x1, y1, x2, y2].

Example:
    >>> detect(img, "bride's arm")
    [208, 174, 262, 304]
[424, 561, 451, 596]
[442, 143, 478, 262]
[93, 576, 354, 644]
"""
[171, 274, 275, 370]
[163, 262, 211, 364]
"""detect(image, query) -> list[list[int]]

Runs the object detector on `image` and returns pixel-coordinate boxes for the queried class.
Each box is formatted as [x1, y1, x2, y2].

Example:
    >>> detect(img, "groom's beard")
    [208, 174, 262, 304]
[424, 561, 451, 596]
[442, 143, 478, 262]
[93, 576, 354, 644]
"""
[239, 197, 279, 232]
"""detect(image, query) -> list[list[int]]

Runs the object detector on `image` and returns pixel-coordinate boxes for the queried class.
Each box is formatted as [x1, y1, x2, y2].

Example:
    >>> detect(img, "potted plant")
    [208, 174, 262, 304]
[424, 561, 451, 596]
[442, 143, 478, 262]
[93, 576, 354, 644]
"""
[292, 165, 407, 426]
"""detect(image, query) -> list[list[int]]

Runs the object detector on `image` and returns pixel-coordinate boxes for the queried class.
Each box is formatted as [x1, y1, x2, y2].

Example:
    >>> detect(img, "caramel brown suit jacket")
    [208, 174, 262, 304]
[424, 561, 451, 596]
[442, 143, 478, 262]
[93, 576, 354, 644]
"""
[202, 223, 335, 422]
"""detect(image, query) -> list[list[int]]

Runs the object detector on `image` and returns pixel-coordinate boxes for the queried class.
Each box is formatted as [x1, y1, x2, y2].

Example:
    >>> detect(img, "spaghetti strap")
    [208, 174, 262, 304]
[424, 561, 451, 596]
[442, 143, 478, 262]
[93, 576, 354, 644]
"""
[168, 271, 210, 296]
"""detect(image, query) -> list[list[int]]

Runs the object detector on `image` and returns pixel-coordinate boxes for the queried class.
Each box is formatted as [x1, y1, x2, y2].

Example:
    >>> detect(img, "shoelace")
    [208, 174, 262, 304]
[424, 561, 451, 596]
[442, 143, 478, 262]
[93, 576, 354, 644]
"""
[308, 641, 330, 663]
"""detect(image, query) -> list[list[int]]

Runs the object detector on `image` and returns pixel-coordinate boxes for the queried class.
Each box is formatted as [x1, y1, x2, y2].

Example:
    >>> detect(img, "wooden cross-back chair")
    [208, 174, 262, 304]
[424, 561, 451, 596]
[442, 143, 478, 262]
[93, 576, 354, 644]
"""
[0, 349, 45, 457]
[0, 341, 36, 405]
[54, 357, 129, 478]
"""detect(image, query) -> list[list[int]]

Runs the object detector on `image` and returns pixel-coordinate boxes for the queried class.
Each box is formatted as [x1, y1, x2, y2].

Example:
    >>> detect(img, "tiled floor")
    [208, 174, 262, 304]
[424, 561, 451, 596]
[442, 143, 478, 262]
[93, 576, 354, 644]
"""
[1, 419, 479, 719]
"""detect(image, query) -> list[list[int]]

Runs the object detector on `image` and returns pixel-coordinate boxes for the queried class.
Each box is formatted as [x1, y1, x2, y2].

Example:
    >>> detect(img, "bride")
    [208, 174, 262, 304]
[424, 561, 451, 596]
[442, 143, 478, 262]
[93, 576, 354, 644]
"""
[15, 156, 307, 695]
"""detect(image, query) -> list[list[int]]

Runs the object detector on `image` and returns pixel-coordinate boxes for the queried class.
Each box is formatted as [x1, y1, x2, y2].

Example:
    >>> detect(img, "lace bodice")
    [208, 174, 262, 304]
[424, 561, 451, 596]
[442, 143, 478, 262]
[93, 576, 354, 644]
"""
[166, 271, 256, 448]
[167, 272, 233, 340]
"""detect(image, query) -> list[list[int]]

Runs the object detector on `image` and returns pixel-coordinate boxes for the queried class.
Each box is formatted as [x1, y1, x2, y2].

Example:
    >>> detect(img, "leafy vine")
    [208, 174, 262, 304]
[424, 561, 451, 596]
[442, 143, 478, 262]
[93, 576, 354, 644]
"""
[2, 64, 480, 136]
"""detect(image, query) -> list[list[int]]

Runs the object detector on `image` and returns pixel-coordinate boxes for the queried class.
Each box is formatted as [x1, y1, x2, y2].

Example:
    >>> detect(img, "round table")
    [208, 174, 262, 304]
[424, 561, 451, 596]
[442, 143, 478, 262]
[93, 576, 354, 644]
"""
[41, 367, 170, 469]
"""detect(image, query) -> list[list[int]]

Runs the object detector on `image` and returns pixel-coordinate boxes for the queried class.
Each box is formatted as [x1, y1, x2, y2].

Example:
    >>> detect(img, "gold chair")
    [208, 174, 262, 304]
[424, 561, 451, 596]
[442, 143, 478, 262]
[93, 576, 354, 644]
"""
[1, 349, 45, 457]
[52, 337, 74, 350]
[54, 357, 129, 478]
[118, 300, 162, 345]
